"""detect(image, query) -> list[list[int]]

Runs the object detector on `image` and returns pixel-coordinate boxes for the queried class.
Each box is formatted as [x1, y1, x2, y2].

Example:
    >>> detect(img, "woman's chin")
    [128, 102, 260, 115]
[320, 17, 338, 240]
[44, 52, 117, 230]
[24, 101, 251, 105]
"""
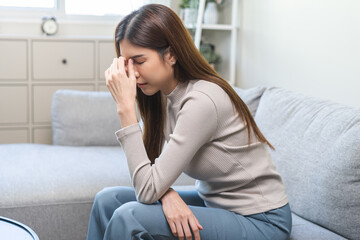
[140, 87, 157, 96]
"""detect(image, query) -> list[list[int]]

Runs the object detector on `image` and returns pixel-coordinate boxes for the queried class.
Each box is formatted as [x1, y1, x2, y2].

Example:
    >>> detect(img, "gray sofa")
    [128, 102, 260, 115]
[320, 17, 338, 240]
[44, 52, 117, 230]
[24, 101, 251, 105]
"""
[0, 84, 358, 240]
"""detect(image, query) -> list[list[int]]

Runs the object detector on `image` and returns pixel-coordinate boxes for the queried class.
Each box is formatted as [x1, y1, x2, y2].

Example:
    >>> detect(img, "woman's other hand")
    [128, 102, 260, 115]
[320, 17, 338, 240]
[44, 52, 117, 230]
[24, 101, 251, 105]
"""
[160, 189, 203, 240]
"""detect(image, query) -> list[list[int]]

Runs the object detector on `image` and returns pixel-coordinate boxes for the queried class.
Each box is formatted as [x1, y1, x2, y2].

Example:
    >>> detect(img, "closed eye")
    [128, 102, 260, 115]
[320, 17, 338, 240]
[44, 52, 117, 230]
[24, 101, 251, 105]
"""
[134, 61, 145, 65]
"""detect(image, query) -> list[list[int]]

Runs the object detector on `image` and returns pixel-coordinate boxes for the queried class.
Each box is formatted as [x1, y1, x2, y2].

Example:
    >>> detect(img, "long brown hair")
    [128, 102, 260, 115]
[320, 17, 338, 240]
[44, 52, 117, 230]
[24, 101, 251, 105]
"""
[114, 4, 275, 165]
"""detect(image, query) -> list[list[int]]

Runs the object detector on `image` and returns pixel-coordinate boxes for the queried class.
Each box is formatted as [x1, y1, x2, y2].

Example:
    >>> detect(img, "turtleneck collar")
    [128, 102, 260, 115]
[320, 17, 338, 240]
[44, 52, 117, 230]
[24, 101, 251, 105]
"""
[165, 80, 189, 106]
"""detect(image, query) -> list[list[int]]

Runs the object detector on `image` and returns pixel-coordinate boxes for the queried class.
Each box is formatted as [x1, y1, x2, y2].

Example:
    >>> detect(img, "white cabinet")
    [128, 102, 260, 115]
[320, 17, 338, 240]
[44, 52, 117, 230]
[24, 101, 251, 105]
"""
[0, 35, 114, 144]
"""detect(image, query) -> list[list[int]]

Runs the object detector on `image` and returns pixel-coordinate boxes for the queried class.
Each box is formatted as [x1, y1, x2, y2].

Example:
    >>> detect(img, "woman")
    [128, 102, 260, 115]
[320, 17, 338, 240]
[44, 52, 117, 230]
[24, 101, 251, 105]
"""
[87, 3, 292, 240]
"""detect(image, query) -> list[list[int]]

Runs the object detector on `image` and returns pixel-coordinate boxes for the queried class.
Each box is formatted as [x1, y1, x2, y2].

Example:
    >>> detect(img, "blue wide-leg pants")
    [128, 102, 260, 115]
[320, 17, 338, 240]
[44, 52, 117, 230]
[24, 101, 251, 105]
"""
[86, 186, 292, 240]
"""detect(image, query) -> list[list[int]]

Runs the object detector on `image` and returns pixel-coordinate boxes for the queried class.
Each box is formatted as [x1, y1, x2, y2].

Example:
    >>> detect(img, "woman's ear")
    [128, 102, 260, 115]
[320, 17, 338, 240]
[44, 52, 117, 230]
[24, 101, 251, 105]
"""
[165, 47, 177, 66]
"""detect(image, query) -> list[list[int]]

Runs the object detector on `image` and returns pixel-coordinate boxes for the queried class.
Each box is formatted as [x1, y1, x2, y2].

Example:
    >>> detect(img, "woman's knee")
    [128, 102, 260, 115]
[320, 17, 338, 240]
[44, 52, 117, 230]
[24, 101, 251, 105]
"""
[113, 201, 159, 220]
[93, 186, 135, 209]
[112, 201, 139, 220]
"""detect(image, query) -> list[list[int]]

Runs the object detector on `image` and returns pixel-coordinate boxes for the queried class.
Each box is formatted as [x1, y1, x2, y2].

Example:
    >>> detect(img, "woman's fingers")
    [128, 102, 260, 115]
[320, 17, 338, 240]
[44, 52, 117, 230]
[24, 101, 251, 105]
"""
[115, 57, 120, 70]
[174, 218, 200, 240]
[105, 68, 111, 86]
[127, 59, 136, 80]
[168, 221, 177, 237]
[195, 217, 203, 230]
[110, 57, 122, 77]
[181, 219, 194, 240]
[111, 58, 117, 78]
[175, 222, 184, 240]
[188, 217, 201, 240]
[166, 214, 203, 240]
[104, 68, 109, 80]
[118, 57, 126, 75]
[109, 57, 136, 81]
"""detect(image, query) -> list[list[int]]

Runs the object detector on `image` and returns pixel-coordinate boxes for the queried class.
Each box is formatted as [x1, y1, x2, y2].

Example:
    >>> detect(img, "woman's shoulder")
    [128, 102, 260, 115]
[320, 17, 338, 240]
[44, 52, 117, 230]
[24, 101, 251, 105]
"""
[188, 79, 226, 95]
[187, 79, 231, 105]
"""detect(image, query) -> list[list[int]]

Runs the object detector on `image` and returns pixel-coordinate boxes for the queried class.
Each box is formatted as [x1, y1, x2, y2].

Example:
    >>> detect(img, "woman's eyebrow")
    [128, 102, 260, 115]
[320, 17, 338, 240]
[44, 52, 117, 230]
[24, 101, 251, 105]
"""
[130, 54, 145, 59]
[119, 54, 145, 60]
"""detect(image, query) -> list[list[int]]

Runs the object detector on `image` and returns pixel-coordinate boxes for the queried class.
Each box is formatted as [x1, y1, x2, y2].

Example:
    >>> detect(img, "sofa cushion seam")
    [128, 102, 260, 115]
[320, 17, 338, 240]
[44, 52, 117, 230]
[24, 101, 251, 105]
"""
[0, 200, 94, 209]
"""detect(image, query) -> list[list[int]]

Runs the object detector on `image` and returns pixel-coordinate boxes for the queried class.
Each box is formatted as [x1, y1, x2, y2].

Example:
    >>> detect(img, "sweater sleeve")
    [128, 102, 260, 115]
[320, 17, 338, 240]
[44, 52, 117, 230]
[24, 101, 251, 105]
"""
[114, 91, 218, 204]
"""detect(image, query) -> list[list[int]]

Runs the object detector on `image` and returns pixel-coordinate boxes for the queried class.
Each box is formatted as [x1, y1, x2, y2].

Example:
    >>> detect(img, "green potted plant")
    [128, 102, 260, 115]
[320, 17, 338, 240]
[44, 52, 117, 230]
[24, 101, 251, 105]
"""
[179, 0, 190, 8]
[200, 42, 221, 69]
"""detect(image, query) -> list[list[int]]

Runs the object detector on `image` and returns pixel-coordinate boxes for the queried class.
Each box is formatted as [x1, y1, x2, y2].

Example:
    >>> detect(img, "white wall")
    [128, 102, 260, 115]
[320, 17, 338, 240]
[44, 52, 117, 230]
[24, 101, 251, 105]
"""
[237, 0, 360, 108]
[2, 1, 359, 107]
[0, 1, 178, 37]
[0, 20, 117, 36]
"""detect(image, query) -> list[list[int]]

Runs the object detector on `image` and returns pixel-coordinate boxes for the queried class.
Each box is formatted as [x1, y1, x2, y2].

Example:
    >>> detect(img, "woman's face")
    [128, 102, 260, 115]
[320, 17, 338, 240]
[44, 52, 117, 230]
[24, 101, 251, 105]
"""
[119, 39, 177, 96]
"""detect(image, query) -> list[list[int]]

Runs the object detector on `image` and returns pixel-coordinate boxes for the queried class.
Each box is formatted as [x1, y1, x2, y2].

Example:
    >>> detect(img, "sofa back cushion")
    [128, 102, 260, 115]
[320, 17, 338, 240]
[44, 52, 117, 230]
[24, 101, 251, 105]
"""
[51, 89, 134, 146]
[254, 86, 360, 240]
[232, 85, 266, 117]
[51, 85, 266, 146]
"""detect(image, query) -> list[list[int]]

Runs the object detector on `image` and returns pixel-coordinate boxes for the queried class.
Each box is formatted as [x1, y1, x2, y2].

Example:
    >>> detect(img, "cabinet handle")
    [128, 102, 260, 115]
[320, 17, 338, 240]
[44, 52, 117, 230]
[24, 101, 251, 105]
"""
[62, 59, 67, 64]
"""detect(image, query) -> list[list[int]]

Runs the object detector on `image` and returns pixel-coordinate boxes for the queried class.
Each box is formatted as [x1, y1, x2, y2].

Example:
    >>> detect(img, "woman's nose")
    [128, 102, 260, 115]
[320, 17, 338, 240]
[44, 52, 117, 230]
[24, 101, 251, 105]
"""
[134, 71, 140, 78]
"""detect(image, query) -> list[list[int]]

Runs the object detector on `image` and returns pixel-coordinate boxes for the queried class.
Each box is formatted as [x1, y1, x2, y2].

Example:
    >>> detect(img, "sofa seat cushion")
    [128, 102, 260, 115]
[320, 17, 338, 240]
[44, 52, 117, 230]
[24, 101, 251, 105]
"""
[0, 143, 195, 240]
[0, 143, 347, 240]
[254, 87, 360, 240]
[0, 143, 195, 207]
[0, 144, 128, 207]
[290, 212, 347, 240]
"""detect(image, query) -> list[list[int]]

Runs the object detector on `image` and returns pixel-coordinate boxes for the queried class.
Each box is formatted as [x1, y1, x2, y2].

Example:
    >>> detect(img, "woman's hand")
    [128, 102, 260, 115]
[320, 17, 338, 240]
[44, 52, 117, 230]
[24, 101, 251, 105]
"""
[160, 189, 203, 240]
[105, 57, 137, 114]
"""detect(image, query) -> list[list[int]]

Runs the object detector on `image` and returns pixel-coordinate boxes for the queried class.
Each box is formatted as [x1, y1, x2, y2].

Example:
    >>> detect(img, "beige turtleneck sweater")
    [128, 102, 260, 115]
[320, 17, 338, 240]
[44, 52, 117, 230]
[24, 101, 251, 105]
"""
[115, 79, 289, 215]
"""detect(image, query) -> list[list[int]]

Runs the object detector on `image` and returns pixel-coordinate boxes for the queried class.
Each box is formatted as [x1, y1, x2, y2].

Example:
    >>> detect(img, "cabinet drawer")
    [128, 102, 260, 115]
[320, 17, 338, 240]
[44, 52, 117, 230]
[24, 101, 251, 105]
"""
[98, 84, 108, 92]
[99, 41, 117, 80]
[0, 85, 28, 124]
[33, 127, 52, 144]
[32, 40, 95, 80]
[0, 40, 27, 80]
[0, 128, 29, 143]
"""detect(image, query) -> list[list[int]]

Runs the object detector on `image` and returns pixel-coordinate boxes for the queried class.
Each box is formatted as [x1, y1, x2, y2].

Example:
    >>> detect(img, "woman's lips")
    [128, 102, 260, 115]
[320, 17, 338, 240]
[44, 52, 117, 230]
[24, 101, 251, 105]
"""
[137, 83, 148, 88]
